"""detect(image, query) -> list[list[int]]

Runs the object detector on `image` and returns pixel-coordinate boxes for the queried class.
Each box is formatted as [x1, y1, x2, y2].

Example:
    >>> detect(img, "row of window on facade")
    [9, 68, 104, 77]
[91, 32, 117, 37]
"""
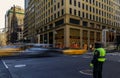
[38, 18, 116, 33]
[36, 8, 120, 27]
[69, 8, 120, 21]
[35, 7, 120, 27]
[71, 0, 112, 5]
[29, 0, 120, 18]
[69, 0, 115, 12]
[34, 1, 120, 25]
[36, 0, 118, 17]
[37, 0, 64, 12]
[36, 9, 64, 26]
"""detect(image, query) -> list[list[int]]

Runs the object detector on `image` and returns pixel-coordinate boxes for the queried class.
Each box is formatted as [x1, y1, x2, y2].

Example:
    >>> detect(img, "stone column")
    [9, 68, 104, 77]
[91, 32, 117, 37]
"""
[88, 30, 90, 50]
[80, 29, 83, 48]
[64, 25, 70, 48]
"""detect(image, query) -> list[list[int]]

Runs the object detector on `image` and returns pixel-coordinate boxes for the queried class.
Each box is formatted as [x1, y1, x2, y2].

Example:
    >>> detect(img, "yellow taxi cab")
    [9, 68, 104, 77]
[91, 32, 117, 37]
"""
[0, 45, 24, 56]
[62, 48, 87, 55]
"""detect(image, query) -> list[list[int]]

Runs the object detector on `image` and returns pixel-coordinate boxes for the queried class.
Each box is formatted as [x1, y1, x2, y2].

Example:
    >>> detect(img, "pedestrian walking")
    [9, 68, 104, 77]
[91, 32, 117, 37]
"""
[90, 42, 106, 78]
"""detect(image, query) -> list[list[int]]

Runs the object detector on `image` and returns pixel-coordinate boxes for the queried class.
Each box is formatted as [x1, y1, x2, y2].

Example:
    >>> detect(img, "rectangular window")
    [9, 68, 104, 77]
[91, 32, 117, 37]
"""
[49, 24, 53, 29]
[74, 9, 76, 15]
[70, 0, 72, 5]
[83, 21, 88, 27]
[48, 2, 50, 7]
[96, 16, 98, 21]
[51, 0, 53, 5]
[69, 8, 72, 14]
[86, 13, 88, 18]
[55, 19, 64, 26]
[93, 7, 95, 13]
[54, 13, 56, 18]
[74, 0, 76, 6]
[61, 0, 64, 6]
[86, 5, 88, 10]
[51, 15, 53, 20]
[58, 11, 60, 17]
[82, 12, 85, 18]
[70, 18, 80, 25]
[78, 11, 80, 16]
[90, 23, 95, 28]
[54, 5, 56, 11]
[96, 1, 98, 6]
[51, 7, 53, 13]
[78, 2, 80, 7]
[90, 6, 91, 12]
[90, 14, 92, 20]
[90, 0, 92, 4]
[82, 3, 84, 9]
[58, 2, 60, 8]
[96, 9, 98, 14]
[61, 9, 64, 15]
[93, 15, 95, 20]
[102, 26, 106, 29]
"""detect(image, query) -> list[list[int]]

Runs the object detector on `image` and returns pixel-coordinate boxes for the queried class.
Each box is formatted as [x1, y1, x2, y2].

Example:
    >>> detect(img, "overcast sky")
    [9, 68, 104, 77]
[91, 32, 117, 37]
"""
[0, 0, 24, 29]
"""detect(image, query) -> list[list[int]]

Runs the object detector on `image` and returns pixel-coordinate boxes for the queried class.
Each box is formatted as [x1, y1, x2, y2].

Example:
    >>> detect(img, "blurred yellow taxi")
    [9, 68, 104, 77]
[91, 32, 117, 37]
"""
[62, 48, 87, 55]
[0, 45, 24, 56]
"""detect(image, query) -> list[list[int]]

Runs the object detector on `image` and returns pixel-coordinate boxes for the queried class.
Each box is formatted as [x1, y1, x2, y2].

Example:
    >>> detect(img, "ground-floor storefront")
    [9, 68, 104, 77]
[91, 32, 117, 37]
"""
[38, 24, 101, 49]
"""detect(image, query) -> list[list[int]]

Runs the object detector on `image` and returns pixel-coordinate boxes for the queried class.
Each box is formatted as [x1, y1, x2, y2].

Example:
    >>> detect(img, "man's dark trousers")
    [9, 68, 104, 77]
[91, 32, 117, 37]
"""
[93, 62, 103, 78]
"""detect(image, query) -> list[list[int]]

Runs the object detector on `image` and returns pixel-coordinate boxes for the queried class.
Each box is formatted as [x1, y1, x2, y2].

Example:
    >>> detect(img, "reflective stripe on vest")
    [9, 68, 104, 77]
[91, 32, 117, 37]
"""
[96, 48, 106, 62]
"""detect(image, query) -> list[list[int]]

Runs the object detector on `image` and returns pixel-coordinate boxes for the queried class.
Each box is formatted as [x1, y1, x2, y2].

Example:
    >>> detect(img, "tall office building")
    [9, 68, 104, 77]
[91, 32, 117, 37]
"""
[24, 0, 34, 42]
[24, 0, 120, 48]
[5, 5, 24, 43]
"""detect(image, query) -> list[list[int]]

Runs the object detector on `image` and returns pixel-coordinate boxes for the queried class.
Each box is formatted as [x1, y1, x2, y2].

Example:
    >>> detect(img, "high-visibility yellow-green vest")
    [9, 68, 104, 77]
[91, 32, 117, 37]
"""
[95, 48, 106, 62]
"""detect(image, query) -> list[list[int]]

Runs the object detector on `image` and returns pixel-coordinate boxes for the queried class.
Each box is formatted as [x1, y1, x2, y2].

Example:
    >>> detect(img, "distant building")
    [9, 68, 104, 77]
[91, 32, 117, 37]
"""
[24, 0, 120, 48]
[5, 5, 24, 44]
[0, 32, 7, 46]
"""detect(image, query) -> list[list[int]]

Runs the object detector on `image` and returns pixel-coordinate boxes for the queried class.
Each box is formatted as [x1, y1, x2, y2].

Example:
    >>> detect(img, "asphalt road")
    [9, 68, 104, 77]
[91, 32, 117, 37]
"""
[0, 52, 120, 78]
[0, 59, 12, 78]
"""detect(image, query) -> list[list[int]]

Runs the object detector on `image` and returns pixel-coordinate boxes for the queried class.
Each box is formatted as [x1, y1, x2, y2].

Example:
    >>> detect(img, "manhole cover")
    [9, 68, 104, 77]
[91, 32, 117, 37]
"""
[79, 69, 93, 75]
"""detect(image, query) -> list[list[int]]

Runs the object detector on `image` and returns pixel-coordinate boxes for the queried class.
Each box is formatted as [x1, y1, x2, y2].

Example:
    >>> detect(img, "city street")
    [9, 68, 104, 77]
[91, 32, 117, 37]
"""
[0, 0, 120, 78]
[0, 52, 120, 78]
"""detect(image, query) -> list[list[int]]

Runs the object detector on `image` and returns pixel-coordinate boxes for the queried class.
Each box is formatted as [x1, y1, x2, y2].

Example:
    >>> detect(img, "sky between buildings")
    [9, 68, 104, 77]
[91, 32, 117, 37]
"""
[0, 0, 24, 30]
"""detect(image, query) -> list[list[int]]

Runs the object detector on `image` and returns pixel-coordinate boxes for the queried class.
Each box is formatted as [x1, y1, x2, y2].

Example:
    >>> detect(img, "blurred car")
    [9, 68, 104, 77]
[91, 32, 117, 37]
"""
[19, 44, 62, 57]
[62, 48, 87, 55]
[0, 45, 24, 56]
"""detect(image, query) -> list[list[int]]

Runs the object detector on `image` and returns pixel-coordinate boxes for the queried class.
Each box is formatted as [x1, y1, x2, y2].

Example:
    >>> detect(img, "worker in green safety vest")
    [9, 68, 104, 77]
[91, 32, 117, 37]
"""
[90, 42, 106, 78]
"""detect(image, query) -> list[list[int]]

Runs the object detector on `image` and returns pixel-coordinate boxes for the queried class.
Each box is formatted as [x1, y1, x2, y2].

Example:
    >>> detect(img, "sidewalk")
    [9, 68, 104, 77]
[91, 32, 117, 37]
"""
[0, 59, 12, 78]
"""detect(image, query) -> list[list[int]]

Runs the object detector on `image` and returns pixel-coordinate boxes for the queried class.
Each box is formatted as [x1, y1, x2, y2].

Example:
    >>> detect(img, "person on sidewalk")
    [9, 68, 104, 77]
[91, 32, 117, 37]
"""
[90, 42, 106, 78]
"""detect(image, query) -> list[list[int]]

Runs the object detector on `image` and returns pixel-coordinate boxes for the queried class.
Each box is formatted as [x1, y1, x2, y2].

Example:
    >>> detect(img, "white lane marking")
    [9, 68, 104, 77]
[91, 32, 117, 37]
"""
[79, 69, 93, 76]
[2, 60, 8, 69]
[14, 64, 26, 68]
